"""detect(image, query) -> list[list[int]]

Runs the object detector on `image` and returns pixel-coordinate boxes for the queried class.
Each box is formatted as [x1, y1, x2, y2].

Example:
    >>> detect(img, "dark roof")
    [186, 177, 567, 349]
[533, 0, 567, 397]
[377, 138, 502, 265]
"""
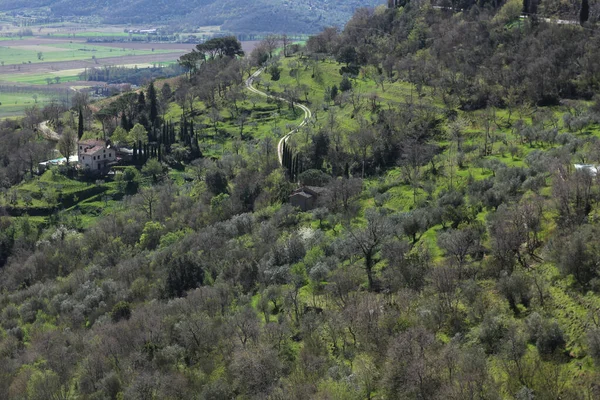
[291, 191, 313, 199]
[305, 186, 327, 194]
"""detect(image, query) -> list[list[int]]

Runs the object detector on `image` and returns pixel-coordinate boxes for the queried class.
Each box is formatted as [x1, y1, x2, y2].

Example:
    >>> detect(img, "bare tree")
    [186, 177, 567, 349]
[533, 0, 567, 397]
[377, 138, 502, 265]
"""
[262, 35, 280, 59]
[58, 127, 77, 166]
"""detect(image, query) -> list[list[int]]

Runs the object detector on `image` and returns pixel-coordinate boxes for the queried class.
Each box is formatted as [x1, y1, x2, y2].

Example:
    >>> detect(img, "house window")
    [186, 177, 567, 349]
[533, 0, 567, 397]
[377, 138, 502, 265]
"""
[98, 164, 101, 170]
[109, 153, 111, 157]
[104, 154, 106, 159]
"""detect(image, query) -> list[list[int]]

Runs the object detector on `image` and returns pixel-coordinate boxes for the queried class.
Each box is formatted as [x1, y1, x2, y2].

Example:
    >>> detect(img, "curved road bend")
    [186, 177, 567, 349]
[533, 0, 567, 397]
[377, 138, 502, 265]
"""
[245, 68, 312, 166]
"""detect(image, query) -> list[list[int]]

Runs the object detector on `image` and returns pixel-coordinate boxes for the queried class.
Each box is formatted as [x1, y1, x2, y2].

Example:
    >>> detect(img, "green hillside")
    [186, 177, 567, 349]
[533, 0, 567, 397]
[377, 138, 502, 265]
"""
[3, 2, 600, 399]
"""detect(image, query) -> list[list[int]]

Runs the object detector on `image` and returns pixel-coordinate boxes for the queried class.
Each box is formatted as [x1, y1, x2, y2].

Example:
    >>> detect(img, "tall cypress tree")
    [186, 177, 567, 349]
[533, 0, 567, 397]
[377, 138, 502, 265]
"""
[121, 113, 128, 131]
[580, 0, 589, 25]
[77, 108, 84, 140]
[148, 81, 158, 126]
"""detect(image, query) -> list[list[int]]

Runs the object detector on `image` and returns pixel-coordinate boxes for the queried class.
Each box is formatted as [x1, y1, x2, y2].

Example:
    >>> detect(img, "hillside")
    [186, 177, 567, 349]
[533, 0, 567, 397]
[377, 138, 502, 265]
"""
[0, 0, 383, 33]
[4, 2, 600, 399]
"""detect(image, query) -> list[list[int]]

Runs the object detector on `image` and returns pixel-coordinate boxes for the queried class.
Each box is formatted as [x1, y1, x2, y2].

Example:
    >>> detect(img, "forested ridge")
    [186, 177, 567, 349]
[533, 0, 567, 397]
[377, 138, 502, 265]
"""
[0, 0, 382, 34]
[4, 1, 600, 399]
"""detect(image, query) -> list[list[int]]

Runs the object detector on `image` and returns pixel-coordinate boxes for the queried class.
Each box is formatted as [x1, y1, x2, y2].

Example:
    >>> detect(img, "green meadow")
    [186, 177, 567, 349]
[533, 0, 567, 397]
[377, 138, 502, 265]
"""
[0, 91, 60, 118]
[0, 43, 174, 66]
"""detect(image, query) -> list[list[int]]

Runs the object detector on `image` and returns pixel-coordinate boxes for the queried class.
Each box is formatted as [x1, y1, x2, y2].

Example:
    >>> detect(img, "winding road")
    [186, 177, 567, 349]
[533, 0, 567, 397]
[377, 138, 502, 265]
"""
[245, 68, 312, 166]
[38, 120, 60, 142]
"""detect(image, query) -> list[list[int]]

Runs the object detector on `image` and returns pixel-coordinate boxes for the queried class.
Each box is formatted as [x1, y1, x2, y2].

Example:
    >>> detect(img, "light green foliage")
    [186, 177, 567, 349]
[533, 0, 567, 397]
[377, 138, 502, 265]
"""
[110, 126, 129, 146]
[494, 0, 524, 23]
[128, 123, 148, 144]
[138, 221, 164, 250]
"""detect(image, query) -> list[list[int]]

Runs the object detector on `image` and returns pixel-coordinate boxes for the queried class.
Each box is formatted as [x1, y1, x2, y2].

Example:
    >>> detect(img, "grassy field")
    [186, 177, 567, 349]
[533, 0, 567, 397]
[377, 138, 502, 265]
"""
[0, 61, 177, 85]
[0, 91, 61, 118]
[0, 43, 174, 66]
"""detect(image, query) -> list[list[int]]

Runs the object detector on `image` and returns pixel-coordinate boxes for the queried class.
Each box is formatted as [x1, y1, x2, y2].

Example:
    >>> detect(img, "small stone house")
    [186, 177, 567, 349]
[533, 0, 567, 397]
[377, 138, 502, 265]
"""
[290, 186, 327, 211]
[78, 139, 116, 173]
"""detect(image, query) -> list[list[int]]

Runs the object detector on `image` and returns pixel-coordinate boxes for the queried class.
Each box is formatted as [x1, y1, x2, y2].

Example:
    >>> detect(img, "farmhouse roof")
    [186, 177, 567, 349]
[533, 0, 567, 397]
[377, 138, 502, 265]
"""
[291, 191, 313, 199]
[79, 139, 106, 147]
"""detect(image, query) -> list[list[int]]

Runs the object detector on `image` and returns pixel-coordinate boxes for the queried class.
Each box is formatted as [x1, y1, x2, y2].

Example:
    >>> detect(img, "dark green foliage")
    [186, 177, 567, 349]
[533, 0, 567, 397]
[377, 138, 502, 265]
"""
[298, 169, 330, 186]
[111, 301, 132, 322]
[206, 169, 229, 195]
[165, 253, 205, 298]
[587, 328, 600, 366]
[330, 84, 338, 100]
[117, 166, 140, 194]
[269, 65, 281, 81]
[336, 45, 358, 67]
[196, 36, 244, 59]
[77, 108, 84, 140]
[339, 75, 352, 92]
[148, 81, 158, 126]
[555, 225, 599, 288]
[120, 113, 129, 131]
[311, 131, 330, 169]
[536, 320, 566, 356]
[580, 0, 589, 24]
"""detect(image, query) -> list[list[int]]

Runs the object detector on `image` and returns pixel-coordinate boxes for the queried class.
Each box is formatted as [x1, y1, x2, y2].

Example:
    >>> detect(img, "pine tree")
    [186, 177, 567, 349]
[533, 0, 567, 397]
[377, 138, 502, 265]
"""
[132, 142, 137, 164]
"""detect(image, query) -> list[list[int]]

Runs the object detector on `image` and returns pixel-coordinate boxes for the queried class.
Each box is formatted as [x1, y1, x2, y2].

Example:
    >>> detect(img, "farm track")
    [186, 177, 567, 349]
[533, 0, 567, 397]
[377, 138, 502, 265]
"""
[245, 68, 312, 166]
[38, 120, 60, 142]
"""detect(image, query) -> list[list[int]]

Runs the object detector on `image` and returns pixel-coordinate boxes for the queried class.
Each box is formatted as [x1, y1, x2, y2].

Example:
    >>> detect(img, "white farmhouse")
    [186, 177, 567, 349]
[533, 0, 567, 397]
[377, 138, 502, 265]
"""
[78, 139, 116, 173]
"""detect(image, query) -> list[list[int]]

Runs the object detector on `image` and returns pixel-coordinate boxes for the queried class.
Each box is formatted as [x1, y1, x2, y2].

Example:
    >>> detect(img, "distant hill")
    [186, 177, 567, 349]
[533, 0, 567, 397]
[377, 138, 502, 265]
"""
[0, 0, 384, 33]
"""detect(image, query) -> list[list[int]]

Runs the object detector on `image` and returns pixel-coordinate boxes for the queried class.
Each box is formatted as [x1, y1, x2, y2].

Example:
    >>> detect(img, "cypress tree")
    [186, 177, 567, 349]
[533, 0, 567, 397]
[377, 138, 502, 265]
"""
[148, 81, 158, 126]
[121, 113, 128, 131]
[138, 91, 146, 108]
[158, 144, 162, 162]
[580, 0, 589, 24]
[292, 155, 297, 181]
[77, 108, 84, 140]
[132, 142, 137, 164]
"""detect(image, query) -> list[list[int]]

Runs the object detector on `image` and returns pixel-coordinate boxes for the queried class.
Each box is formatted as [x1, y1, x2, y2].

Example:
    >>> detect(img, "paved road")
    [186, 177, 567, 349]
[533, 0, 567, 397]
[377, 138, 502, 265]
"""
[245, 68, 312, 166]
